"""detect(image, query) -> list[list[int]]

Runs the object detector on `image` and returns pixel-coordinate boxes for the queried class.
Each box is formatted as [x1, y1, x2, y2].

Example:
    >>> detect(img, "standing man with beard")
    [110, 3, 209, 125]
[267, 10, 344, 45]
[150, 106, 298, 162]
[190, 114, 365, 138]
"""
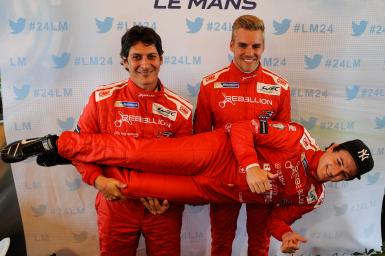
[59, 26, 193, 256]
[194, 15, 291, 255]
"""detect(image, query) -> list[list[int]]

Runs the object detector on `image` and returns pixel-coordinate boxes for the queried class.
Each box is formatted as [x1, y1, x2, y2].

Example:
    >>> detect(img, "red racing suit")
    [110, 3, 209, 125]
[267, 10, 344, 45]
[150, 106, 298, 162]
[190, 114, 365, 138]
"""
[74, 79, 192, 256]
[194, 61, 291, 255]
[58, 120, 324, 243]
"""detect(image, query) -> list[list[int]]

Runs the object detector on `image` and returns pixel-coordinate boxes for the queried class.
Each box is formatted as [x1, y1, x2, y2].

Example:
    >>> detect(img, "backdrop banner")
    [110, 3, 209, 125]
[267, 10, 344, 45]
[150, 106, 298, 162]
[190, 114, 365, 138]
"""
[0, 1, 384, 255]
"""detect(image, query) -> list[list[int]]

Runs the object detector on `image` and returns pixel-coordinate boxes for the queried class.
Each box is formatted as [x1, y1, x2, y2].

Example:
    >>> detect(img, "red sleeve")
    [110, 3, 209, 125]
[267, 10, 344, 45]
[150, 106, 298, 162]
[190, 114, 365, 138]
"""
[174, 105, 193, 137]
[269, 182, 325, 240]
[73, 92, 103, 186]
[274, 85, 291, 122]
[230, 120, 303, 169]
[268, 203, 316, 241]
[193, 82, 213, 133]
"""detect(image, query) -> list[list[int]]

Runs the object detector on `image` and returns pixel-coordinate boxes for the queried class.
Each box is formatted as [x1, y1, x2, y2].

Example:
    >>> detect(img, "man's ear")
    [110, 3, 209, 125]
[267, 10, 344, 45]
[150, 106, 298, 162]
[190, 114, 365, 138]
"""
[229, 39, 235, 53]
[121, 58, 129, 71]
[327, 143, 338, 152]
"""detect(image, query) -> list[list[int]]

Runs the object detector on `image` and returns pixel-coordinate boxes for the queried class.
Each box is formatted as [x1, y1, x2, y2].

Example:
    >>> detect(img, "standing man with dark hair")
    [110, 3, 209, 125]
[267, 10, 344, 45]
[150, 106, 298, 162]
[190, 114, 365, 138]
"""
[53, 26, 193, 256]
[194, 15, 291, 255]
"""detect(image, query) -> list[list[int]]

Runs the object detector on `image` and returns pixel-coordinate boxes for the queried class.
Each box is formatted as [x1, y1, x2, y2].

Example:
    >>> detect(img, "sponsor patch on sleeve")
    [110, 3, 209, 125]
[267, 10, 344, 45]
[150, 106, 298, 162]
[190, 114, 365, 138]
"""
[270, 123, 285, 130]
[257, 83, 281, 95]
[306, 184, 318, 204]
[300, 128, 320, 151]
[202, 67, 230, 86]
[214, 82, 240, 89]
[96, 89, 113, 102]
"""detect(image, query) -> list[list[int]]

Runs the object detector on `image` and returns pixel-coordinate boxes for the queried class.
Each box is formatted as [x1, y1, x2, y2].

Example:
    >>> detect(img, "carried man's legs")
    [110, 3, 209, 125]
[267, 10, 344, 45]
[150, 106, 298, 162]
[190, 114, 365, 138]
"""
[2, 129, 253, 203]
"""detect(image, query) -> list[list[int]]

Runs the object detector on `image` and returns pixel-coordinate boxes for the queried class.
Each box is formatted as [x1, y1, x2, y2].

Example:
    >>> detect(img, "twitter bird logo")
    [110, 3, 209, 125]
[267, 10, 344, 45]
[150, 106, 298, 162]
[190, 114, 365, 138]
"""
[72, 231, 88, 243]
[187, 83, 200, 97]
[352, 20, 368, 36]
[300, 117, 317, 130]
[13, 84, 30, 100]
[273, 19, 291, 35]
[333, 203, 348, 216]
[96, 17, 113, 33]
[375, 116, 385, 129]
[9, 18, 26, 34]
[304, 54, 322, 70]
[345, 85, 360, 100]
[58, 117, 75, 130]
[186, 17, 203, 33]
[31, 204, 47, 217]
[367, 172, 380, 185]
[66, 178, 81, 191]
[52, 52, 70, 68]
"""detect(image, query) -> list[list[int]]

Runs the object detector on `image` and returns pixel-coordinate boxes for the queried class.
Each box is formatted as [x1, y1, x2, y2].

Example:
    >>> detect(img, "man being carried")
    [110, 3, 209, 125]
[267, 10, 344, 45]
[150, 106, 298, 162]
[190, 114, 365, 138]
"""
[1, 119, 375, 254]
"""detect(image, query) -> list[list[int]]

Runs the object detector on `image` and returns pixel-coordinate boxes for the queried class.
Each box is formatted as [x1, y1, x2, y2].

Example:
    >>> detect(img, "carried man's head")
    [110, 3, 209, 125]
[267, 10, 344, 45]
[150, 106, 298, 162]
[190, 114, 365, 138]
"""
[316, 139, 374, 182]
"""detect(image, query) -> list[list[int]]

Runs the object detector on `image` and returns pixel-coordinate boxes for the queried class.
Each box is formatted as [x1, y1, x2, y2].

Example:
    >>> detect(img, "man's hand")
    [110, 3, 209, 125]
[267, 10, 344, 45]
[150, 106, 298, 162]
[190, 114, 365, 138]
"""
[246, 165, 278, 193]
[140, 198, 170, 215]
[94, 175, 127, 201]
[280, 231, 307, 254]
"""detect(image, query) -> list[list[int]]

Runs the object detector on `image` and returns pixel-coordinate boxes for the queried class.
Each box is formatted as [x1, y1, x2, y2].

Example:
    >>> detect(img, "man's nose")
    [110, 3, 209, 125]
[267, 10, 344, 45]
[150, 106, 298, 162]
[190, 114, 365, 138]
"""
[244, 46, 254, 55]
[140, 57, 150, 67]
[330, 167, 342, 178]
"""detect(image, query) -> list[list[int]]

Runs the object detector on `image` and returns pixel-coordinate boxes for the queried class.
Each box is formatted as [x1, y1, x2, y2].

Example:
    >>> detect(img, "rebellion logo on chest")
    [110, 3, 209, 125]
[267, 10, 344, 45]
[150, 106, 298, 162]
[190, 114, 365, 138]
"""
[218, 93, 273, 108]
[114, 111, 171, 128]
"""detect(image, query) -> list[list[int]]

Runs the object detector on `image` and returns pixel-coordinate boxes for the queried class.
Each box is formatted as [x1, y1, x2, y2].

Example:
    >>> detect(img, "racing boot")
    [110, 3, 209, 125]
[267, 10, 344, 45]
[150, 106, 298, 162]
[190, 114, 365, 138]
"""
[1, 135, 58, 163]
[37, 152, 72, 167]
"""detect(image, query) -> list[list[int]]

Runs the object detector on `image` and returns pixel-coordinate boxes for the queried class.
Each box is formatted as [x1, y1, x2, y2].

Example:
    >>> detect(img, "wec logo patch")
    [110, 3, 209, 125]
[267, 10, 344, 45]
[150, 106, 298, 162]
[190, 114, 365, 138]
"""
[152, 103, 177, 121]
[257, 83, 281, 95]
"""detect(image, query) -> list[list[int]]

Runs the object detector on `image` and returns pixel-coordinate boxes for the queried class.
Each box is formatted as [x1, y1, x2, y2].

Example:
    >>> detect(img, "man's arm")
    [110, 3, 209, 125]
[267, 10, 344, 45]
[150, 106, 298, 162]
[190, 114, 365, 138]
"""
[74, 92, 127, 201]
[268, 203, 316, 253]
[193, 82, 213, 133]
[268, 181, 325, 253]
[230, 120, 302, 168]
[142, 94, 193, 214]
[229, 120, 302, 193]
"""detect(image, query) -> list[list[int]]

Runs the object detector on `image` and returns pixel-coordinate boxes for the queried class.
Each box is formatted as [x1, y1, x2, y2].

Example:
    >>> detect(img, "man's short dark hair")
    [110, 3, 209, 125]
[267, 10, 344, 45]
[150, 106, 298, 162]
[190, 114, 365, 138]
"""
[120, 25, 163, 59]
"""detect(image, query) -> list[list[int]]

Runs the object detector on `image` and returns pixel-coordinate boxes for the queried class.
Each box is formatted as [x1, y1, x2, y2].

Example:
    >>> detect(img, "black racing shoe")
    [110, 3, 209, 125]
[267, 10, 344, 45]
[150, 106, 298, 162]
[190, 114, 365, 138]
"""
[1, 135, 58, 163]
[37, 152, 71, 167]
